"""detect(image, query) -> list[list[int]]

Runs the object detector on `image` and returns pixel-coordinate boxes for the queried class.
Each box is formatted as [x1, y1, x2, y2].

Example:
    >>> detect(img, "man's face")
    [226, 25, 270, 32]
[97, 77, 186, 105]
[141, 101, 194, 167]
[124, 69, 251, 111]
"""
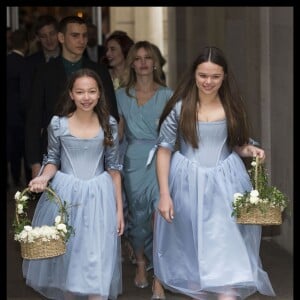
[58, 23, 88, 57]
[37, 24, 59, 52]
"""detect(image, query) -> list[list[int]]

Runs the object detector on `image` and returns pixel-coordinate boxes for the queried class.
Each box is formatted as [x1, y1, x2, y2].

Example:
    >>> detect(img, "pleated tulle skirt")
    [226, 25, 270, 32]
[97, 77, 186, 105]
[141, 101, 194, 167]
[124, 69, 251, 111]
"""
[153, 151, 275, 300]
[23, 170, 122, 300]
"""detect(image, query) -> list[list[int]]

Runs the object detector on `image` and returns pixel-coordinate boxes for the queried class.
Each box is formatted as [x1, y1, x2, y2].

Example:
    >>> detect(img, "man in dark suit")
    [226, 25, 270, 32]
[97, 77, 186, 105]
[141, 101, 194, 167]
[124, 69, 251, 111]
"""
[22, 15, 60, 117]
[25, 16, 119, 178]
[7, 29, 31, 187]
[83, 23, 106, 64]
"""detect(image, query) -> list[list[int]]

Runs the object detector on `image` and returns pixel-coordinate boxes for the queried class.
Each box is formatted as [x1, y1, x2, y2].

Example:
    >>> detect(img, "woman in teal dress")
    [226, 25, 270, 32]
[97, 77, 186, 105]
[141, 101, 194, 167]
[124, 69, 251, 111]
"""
[116, 41, 172, 299]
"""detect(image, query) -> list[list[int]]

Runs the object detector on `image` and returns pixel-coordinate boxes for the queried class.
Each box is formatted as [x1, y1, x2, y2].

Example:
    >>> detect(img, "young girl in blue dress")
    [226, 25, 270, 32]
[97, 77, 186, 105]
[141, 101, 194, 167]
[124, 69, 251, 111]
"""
[153, 46, 275, 300]
[23, 68, 124, 300]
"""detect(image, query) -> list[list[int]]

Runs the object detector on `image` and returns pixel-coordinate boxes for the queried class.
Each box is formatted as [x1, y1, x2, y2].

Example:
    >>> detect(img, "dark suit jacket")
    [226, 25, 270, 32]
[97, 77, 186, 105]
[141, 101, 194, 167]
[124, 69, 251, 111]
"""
[7, 52, 27, 127]
[22, 51, 47, 113]
[26, 50, 47, 68]
[25, 55, 119, 165]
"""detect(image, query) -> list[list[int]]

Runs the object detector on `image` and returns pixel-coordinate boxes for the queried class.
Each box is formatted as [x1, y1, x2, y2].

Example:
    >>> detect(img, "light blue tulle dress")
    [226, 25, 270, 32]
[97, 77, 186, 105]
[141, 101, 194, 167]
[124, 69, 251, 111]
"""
[116, 86, 173, 264]
[23, 116, 123, 300]
[153, 101, 275, 300]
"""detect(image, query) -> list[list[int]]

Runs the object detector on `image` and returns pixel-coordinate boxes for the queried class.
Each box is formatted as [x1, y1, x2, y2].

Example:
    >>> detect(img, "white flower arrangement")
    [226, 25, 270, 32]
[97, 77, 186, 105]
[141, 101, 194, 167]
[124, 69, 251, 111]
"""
[13, 187, 74, 244]
[14, 215, 68, 243]
[232, 157, 288, 218]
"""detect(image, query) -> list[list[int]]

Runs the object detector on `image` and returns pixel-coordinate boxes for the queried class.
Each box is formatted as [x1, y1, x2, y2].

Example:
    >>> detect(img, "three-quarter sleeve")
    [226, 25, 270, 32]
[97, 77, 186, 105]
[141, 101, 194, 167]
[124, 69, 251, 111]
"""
[157, 101, 181, 152]
[45, 116, 61, 166]
[105, 116, 123, 171]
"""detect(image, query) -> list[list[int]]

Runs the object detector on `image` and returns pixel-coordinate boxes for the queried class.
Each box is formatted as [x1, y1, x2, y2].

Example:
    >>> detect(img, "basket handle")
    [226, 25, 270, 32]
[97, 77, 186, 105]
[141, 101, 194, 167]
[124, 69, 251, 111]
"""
[254, 156, 260, 191]
[15, 186, 65, 226]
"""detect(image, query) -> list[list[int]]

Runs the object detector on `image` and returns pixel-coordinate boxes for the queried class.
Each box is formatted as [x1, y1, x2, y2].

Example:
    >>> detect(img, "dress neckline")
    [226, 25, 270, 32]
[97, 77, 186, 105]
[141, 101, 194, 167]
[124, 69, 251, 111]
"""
[63, 116, 101, 139]
[198, 119, 226, 124]
[132, 85, 162, 107]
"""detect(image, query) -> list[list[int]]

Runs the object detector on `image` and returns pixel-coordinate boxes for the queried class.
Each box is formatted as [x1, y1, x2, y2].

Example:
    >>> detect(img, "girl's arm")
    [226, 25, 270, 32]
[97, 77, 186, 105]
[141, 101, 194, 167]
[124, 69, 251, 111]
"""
[28, 164, 58, 193]
[156, 147, 174, 223]
[108, 169, 124, 236]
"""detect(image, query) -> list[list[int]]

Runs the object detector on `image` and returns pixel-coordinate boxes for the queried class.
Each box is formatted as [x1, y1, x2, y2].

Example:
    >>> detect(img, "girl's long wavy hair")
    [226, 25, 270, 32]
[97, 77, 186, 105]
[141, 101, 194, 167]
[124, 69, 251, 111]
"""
[159, 46, 250, 149]
[54, 68, 113, 146]
[122, 40, 166, 97]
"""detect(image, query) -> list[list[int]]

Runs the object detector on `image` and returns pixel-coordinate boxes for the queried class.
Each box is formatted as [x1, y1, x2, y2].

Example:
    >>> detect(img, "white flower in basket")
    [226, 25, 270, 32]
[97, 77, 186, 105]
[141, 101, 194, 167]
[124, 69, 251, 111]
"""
[13, 186, 74, 260]
[232, 156, 288, 225]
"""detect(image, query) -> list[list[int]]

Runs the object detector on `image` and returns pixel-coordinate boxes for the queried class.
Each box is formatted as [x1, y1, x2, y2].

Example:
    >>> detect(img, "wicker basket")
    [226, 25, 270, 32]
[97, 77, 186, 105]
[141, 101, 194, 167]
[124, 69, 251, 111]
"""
[236, 156, 282, 226]
[15, 187, 67, 260]
[236, 206, 282, 225]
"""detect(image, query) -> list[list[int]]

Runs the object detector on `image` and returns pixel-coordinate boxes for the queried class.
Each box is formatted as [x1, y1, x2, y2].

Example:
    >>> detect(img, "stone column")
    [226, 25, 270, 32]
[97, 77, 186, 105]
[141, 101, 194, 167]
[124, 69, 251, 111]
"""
[134, 7, 164, 50]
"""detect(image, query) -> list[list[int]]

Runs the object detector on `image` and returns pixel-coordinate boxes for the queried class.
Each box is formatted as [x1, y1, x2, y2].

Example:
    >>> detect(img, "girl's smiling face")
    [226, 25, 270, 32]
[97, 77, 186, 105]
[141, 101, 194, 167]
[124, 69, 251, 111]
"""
[69, 76, 100, 112]
[195, 61, 224, 95]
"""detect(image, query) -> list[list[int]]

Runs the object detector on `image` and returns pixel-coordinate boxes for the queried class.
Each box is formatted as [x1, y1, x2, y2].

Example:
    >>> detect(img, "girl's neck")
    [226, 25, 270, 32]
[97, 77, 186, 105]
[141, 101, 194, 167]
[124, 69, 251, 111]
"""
[135, 78, 157, 93]
[71, 110, 96, 122]
[199, 93, 220, 105]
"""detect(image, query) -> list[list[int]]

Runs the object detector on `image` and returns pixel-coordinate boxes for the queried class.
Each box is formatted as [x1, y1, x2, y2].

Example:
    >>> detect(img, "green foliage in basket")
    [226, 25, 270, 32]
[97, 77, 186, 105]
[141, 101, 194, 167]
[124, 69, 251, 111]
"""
[13, 186, 75, 243]
[232, 157, 288, 217]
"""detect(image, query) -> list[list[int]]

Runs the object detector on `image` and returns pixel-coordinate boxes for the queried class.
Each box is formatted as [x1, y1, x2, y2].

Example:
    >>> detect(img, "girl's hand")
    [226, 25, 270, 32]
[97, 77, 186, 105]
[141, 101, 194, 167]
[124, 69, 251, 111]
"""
[157, 193, 174, 223]
[116, 210, 125, 236]
[28, 175, 49, 193]
[235, 144, 266, 162]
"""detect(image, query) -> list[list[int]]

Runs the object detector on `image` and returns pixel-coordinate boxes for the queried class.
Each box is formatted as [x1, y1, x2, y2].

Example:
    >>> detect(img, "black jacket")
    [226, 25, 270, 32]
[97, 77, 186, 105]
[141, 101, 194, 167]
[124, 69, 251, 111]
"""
[22, 51, 47, 113]
[7, 51, 27, 127]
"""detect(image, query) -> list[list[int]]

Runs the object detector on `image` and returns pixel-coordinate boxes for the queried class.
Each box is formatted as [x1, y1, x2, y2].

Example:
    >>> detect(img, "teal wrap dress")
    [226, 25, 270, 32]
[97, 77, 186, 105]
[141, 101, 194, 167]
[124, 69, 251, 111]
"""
[116, 86, 173, 264]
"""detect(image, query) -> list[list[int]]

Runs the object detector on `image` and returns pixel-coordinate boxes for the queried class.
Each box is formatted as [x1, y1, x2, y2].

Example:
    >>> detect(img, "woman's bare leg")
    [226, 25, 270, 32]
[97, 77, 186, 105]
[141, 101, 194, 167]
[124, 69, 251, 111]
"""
[152, 276, 166, 299]
[134, 251, 149, 288]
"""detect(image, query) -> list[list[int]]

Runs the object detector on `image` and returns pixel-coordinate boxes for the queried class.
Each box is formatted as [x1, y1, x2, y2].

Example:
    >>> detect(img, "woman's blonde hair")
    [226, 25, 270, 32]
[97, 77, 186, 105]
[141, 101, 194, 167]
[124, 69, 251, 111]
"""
[122, 40, 166, 97]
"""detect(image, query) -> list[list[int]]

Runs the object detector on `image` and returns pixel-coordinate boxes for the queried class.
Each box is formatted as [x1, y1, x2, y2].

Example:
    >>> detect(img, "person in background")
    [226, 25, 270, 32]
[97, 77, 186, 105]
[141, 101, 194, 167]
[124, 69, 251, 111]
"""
[29, 14, 60, 62]
[22, 15, 60, 128]
[116, 41, 173, 300]
[103, 31, 134, 90]
[83, 23, 106, 64]
[25, 16, 119, 179]
[153, 46, 275, 300]
[23, 68, 124, 300]
[6, 29, 31, 188]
